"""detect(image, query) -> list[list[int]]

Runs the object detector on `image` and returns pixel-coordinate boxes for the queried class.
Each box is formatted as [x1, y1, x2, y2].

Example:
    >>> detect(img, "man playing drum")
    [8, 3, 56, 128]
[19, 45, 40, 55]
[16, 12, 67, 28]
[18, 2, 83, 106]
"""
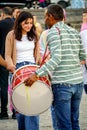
[24, 4, 87, 130]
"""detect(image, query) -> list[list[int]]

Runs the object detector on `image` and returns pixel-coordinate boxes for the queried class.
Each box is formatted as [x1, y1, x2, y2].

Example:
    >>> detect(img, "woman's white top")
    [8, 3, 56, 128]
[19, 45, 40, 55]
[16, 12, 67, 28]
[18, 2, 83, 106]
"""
[16, 35, 35, 63]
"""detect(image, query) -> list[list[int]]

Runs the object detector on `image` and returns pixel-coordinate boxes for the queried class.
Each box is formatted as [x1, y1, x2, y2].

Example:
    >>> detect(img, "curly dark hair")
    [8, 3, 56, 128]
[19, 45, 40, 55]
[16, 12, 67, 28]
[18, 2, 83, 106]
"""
[13, 11, 38, 42]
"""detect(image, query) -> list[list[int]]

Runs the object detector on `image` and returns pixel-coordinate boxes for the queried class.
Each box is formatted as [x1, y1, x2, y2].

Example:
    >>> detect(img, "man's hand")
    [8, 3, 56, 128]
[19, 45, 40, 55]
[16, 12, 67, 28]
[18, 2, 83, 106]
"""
[24, 73, 39, 87]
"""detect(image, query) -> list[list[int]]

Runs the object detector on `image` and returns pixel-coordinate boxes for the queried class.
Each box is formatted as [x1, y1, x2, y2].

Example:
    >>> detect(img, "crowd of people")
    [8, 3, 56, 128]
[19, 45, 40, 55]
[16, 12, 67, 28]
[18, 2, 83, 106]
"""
[0, 3, 87, 130]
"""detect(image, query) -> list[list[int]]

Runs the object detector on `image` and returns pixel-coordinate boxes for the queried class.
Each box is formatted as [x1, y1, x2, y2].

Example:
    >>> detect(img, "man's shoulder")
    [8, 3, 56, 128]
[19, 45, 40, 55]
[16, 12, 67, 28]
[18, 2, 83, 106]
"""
[0, 18, 14, 24]
[0, 19, 4, 26]
[0, 18, 14, 28]
[48, 27, 58, 34]
[66, 24, 79, 33]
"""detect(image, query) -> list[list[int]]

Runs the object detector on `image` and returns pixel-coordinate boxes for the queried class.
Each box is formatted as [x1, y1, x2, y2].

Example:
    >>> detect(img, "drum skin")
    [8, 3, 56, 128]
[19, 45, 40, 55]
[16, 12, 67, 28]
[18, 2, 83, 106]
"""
[11, 65, 53, 116]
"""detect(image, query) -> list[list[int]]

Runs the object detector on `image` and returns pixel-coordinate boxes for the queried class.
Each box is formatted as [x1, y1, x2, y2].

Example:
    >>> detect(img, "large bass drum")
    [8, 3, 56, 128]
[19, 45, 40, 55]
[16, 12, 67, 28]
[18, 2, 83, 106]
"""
[11, 65, 53, 116]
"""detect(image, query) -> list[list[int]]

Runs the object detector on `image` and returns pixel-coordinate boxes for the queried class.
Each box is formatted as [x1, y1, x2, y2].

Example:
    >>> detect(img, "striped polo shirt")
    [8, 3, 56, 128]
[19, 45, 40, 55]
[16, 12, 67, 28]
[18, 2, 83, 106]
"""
[36, 22, 87, 84]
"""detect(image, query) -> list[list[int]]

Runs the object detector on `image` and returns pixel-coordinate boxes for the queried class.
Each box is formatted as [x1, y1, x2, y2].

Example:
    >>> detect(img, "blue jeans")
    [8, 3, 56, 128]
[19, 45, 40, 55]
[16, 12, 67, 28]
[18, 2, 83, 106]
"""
[16, 114, 39, 130]
[16, 61, 39, 130]
[51, 105, 59, 130]
[52, 83, 83, 130]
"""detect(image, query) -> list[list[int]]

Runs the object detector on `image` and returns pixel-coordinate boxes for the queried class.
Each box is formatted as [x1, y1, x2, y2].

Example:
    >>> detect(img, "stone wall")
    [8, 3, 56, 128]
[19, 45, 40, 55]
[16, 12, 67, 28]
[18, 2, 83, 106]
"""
[66, 9, 83, 31]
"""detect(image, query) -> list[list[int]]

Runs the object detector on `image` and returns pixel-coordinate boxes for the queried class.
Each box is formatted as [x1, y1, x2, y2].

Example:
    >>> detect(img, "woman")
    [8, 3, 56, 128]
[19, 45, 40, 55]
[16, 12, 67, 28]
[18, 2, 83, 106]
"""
[5, 11, 41, 130]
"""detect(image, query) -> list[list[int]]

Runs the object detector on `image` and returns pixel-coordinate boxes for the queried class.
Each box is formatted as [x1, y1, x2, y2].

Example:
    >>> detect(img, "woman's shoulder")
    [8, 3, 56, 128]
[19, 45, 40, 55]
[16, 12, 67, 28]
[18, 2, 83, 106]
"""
[6, 30, 15, 42]
[7, 30, 15, 38]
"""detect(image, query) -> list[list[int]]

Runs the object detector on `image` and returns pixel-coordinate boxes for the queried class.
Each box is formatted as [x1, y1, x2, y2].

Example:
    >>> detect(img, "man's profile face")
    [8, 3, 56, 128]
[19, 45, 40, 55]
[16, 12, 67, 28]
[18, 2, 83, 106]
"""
[13, 9, 20, 19]
[44, 10, 53, 29]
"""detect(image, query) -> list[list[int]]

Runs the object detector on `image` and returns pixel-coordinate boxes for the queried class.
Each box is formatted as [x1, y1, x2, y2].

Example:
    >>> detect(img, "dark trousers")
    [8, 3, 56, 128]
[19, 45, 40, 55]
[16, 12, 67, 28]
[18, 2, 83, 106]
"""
[0, 66, 9, 115]
[84, 84, 87, 94]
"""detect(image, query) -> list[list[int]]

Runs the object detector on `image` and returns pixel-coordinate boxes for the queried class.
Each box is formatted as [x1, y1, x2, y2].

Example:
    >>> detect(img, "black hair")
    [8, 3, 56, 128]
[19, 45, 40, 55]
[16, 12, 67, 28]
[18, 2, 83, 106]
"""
[46, 4, 64, 21]
[2, 6, 12, 16]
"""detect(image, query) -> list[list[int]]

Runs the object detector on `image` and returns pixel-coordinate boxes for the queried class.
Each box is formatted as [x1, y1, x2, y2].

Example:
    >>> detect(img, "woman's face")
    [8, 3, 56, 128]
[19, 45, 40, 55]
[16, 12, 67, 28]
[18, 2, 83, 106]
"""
[21, 18, 33, 34]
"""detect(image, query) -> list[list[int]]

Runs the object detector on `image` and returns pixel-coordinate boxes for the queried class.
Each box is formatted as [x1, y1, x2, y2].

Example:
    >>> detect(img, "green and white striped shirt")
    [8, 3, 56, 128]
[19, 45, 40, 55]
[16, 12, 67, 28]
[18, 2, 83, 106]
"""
[36, 22, 86, 84]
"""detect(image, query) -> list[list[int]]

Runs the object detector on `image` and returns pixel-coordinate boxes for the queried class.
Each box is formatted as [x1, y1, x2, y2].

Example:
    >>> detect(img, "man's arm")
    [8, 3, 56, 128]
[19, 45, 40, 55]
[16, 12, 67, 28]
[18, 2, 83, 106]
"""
[0, 55, 7, 68]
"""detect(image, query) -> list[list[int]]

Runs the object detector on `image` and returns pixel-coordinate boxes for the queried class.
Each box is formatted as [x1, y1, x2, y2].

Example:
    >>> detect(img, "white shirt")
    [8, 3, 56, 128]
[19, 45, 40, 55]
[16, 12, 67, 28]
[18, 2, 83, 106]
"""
[16, 35, 35, 63]
[80, 30, 87, 84]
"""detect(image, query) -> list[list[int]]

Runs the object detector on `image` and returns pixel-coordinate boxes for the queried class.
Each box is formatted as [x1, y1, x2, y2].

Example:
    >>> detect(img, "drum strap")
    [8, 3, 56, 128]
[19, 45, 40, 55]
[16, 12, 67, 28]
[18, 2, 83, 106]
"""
[40, 27, 60, 67]
[40, 43, 50, 67]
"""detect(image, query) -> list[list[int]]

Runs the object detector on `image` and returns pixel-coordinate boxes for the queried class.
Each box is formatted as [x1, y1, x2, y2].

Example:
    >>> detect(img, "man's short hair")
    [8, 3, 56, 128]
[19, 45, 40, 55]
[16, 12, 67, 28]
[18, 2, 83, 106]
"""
[2, 6, 12, 16]
[46, 4, 64, 21]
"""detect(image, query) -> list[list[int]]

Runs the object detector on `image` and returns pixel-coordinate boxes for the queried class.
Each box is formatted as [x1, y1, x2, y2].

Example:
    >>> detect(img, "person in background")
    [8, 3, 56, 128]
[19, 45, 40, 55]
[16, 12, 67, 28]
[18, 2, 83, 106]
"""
[0, 55, 8, 106]
[70, 0, 85, 8]
[12, 7, 21, 21]
[24, 4, 86, 130]
[0, 6, 14, 120]
[33, 15, 43, 37]
[80, 9, 87, 94]
[81, 9, 87, 32]
[0, 8, 8, 109]
[5, 11, 41, 130]
[39, 0, 46, 8]
[0, 9, 3, 21]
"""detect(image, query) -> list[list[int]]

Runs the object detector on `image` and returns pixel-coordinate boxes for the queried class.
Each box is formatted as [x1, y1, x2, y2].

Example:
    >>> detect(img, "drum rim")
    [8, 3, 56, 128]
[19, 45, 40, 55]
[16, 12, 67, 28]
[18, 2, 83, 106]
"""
[13, 64, 39, 76]
[12, 80, 51, 90]
[11, 64, 39, 83]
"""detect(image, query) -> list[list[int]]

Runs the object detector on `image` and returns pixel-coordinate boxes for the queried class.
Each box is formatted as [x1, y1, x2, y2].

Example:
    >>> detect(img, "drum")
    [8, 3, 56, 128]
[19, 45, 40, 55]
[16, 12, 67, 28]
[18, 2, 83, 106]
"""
[11, 65, 53, 116]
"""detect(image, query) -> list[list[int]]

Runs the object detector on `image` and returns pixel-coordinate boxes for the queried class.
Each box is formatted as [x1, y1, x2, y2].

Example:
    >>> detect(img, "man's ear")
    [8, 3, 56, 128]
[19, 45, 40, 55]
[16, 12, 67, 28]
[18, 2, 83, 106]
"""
[49, 14, 54, 21]
[49, 13, 53, 18]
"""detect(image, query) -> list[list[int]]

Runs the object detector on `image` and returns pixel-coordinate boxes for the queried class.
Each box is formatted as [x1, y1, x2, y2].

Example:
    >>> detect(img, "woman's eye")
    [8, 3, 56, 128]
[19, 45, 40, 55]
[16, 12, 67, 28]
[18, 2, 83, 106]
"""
[25, 22, 28, 24]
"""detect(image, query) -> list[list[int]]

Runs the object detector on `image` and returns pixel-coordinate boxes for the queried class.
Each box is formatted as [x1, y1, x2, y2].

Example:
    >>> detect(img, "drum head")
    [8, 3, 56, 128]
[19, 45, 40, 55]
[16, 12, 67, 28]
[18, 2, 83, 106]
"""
[12, 80, 53, 116]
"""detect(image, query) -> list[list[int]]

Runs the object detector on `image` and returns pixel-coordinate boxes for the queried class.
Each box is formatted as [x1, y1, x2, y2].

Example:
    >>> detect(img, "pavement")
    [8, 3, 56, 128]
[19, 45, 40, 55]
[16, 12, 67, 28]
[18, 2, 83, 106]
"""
[0, 90, 87, 130]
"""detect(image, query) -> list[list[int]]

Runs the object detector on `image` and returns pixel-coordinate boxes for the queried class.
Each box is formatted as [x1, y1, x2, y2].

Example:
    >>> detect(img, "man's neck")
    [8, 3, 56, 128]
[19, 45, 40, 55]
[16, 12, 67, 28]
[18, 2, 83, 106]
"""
[3, 15, 11, 20]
